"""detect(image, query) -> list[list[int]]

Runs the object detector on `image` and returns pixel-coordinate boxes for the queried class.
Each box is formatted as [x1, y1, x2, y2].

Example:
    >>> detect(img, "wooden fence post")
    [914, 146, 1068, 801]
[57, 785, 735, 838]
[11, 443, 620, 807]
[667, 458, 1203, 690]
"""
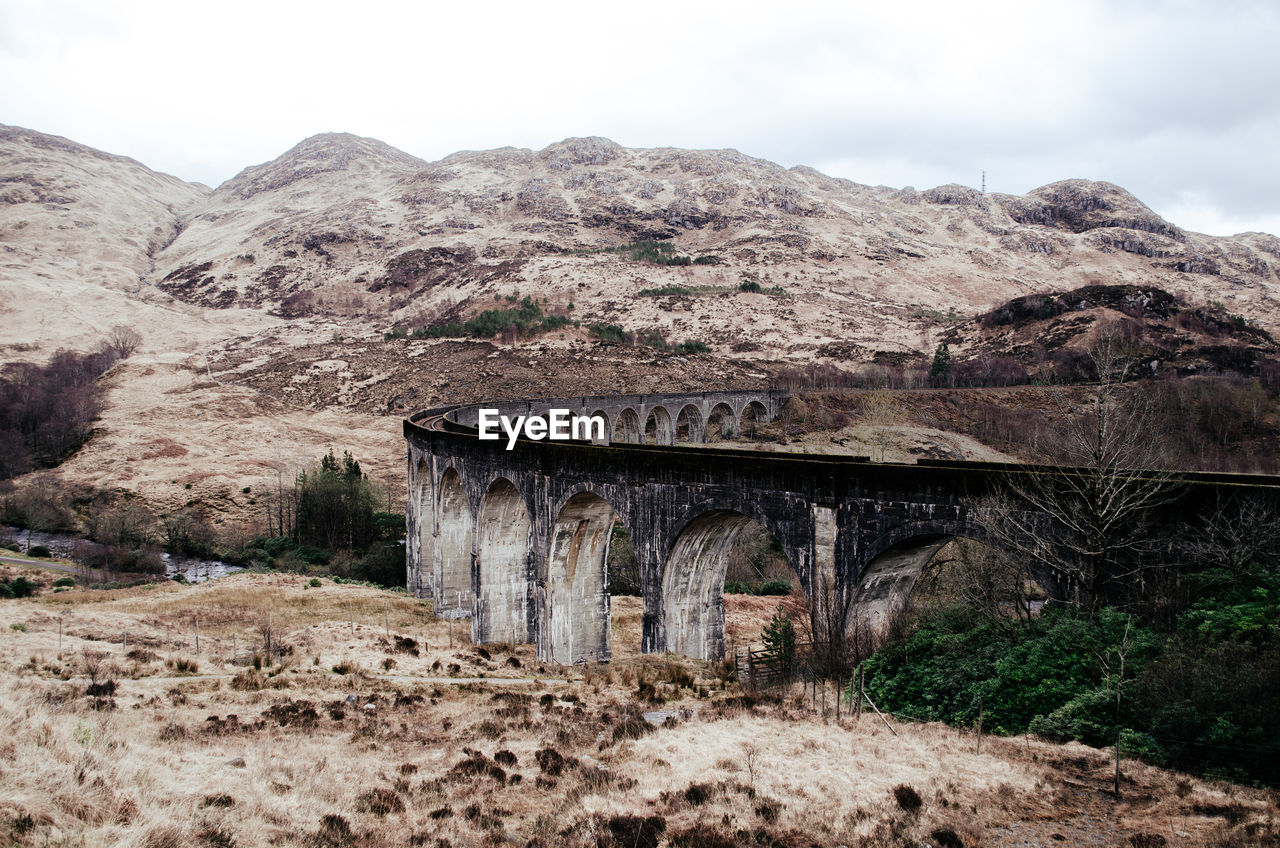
[976, 695, 984, 754]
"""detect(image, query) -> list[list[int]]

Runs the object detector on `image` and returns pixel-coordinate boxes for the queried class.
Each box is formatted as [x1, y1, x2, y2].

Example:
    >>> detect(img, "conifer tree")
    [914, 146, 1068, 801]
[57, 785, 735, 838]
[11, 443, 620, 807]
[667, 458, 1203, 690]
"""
[761, 603, 796, 674]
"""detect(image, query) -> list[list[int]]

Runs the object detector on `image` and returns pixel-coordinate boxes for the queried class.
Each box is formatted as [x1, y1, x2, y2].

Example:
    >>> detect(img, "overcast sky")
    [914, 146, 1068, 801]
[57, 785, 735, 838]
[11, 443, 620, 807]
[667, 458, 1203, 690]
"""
[2, 0, 1278, 237]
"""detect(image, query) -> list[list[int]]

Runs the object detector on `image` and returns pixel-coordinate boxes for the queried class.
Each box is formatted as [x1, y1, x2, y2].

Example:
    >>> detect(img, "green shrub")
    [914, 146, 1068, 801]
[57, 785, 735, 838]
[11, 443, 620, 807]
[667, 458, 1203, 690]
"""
[53, 577, 74, 588]
[6, 577, 36, 598]
[589, 324, 631, 344]
[739, 280, 763, 293]
[625, 240, 691, 265]
[756, 579, 792, 596]
[414, 295, 572, 340]
[309, 577, 322, 588]
[27, 545, 51, 558]
[637, 285, 700, 297]
[674, 341, 710, 355]
[724, 579, 792, 596]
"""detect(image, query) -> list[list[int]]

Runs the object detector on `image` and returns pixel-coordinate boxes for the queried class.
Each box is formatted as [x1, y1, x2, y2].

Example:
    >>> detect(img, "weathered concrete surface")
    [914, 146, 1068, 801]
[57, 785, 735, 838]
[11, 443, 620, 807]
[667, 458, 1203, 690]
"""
[406, 390, 1280, 664]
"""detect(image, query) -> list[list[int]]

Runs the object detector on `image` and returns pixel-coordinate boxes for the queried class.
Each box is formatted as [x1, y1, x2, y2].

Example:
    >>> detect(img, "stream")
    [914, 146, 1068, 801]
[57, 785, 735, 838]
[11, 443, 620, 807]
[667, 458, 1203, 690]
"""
[3, 526, 243, 583]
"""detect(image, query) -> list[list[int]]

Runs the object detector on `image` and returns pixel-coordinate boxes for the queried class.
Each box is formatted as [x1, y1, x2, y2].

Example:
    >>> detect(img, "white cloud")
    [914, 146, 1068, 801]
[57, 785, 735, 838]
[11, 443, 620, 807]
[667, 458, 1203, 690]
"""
[1, 0, 1277, 236]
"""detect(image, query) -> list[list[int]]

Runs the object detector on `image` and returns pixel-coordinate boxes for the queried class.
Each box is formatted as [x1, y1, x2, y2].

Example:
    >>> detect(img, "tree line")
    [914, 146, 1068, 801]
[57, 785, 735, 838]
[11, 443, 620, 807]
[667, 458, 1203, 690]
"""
[0, 326, 141, 479]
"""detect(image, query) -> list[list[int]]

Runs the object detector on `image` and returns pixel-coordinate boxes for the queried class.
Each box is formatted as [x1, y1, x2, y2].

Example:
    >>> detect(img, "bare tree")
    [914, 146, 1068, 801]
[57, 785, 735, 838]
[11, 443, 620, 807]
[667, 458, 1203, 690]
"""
[975, 323, 1178, 611]
[106, 325, 142, 359]
[861, 389, 903, 462]
[1192, 492, 1280, 573]
[914, 539, 1035, 629]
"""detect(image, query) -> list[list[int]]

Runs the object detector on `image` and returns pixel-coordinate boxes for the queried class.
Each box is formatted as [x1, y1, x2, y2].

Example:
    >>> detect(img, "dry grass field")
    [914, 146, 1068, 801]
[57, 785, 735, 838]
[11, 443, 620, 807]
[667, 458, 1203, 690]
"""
[0, 568, 1276, 847]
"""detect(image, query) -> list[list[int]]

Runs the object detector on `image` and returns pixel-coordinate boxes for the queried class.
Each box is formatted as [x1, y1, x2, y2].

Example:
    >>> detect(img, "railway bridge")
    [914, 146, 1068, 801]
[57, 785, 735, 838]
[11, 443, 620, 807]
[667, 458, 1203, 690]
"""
[404, 389, 1277, 664]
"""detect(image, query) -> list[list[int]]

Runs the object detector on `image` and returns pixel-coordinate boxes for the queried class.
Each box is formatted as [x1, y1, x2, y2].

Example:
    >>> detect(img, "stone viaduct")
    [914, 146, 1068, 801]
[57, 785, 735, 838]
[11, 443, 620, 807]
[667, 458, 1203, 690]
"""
[404, 389, 1280, 665]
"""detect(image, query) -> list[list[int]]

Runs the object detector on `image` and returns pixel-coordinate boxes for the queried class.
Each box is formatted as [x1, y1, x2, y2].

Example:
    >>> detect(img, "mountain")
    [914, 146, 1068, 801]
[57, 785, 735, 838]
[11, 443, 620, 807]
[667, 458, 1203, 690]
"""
[4, 125, 1280, 518]
[5, 124, 1280, 367]
[140, 133, 1280, 365]
[0, 124, 221, 356]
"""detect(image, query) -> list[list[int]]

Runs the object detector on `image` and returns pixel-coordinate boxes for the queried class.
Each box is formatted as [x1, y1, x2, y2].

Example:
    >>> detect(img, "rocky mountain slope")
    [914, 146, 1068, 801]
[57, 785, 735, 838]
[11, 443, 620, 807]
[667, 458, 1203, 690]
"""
[146, 134, 1280, 365]
[0, 124, 276, 360]
[6, 124, 1280, 369]
[4, 124, 1280, 520]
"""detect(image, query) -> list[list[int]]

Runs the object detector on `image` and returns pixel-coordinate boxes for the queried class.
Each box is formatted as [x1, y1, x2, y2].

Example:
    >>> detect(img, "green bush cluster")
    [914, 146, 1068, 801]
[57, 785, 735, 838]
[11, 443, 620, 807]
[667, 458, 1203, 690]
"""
[637, 284, 705, 296]
[724, 578, 792, 596]
[232, 451, 405, 588]
[0, 576, 37, 598]
[589, 324, 631, 344]
[635, 280, 785, 297]
[862, 552, 1280, 785]
[624, 240, 690, 265]
[581, 240, 719, 266]
[409, 295, 576, 340]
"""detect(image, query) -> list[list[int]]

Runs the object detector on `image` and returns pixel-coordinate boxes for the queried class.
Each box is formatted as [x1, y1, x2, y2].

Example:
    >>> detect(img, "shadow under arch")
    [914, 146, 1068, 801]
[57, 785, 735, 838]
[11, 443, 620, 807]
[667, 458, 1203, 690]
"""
[475, 477, 532, 645]
[644, 406, 674, 445]
[706, 402, 736, 441]
[589, 409, 610, 444]
[613, 408, 641, 444]
[544, 490, 619, 663]
[847, 520, 1046, 636]
[739, 400, 767, 436]
[437, 466, 473, 618]
[661, 509, 798, 662]
[675, 404, 704, 443]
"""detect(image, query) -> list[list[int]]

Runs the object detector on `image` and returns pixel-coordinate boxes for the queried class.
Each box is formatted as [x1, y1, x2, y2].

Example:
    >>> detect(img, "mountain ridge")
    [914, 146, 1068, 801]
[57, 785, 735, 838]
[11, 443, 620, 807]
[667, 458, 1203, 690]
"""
[4, 123, 1280, 368]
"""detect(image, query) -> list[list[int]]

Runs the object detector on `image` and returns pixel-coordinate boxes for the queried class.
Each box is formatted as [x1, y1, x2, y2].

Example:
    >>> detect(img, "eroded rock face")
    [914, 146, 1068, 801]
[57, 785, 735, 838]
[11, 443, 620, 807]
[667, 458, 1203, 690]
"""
[371, 246, 479, 292]
[996, 180, 1183, 238]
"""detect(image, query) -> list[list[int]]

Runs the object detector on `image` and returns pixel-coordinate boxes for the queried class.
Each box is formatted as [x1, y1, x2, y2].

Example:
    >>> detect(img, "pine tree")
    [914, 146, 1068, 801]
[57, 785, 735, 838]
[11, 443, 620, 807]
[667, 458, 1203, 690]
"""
[930, 342, 952, 384]
[761, 603, 796, 673]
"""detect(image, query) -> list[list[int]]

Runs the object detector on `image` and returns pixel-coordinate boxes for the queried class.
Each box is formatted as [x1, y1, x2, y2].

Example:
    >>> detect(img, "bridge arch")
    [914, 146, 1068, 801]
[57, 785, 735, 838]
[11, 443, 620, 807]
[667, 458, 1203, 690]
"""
[474, 477, 532, 645]
[739, 400, 767, 436]
[675, 404, 705, 443]
[589, 409, 610, 445]
[706, 402, 737, 441]
[644, 406, 674, 445]
[436, 466, 473, 618]
[544, 490, 618, 663]
[660, 508, 799, 662]
[613, 408, 641, 444]
[848, 521, 1029, 636]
